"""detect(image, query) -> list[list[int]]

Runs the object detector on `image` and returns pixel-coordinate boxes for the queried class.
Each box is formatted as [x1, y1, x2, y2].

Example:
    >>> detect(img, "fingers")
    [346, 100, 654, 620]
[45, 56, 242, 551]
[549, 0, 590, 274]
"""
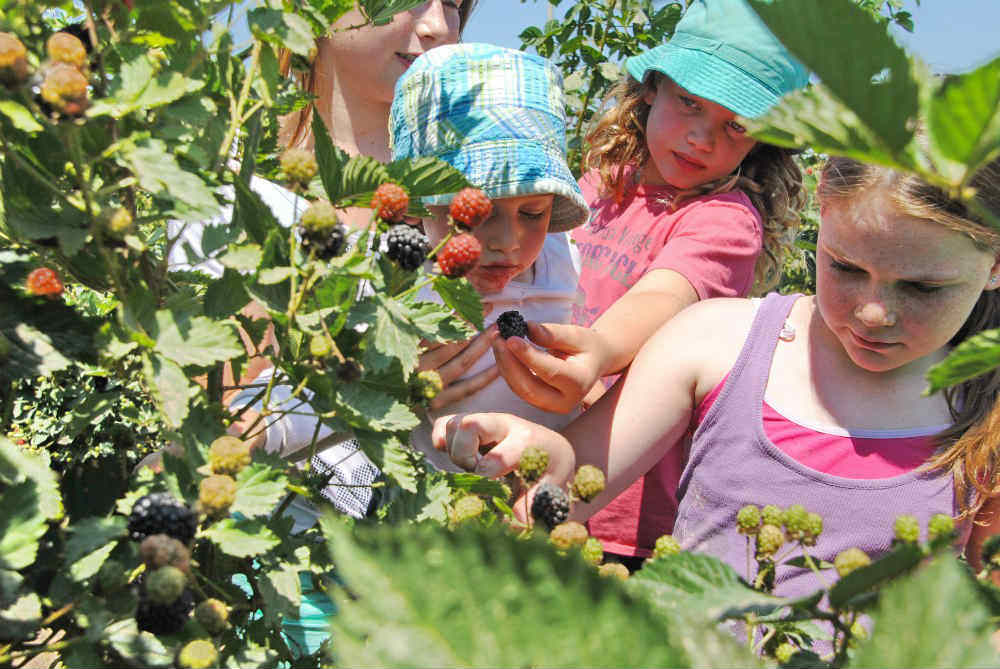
[524, 322, 591, 354]
[419, 325, 499, 384]
[429, 364, 500, 410]
[432, 412, 515, 472]
[493, 339, 576, 414]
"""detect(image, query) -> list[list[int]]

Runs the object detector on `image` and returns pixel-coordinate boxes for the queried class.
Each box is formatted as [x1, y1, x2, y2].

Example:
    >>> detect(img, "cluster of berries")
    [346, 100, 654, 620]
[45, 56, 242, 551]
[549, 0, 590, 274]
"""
[892, 512, 955, 545]
[2, 29, 95, 117]
[735, 503, 825, 559]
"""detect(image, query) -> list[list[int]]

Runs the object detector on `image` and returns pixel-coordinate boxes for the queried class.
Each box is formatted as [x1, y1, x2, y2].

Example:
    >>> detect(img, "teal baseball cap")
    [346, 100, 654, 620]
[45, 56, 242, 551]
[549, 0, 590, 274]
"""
[625, 0, 809, 119]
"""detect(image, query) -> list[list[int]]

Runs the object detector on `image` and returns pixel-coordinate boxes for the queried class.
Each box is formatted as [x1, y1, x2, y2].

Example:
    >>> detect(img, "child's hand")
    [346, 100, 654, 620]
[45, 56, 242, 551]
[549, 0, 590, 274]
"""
[493, 322, 611, 414]
[419, 324, 501, 410]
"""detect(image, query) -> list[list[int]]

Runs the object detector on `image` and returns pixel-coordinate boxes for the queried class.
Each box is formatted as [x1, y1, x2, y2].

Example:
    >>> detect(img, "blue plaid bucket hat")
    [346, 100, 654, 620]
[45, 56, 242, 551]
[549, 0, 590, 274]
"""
[390, 43, 589, 233]
[625, 0, 809, 119]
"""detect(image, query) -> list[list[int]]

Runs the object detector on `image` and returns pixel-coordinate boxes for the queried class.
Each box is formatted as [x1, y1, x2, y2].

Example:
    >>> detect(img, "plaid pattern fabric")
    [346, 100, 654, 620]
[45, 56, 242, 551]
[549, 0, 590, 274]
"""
[311, 439, 380, 519]
[390, 43, 589, 233]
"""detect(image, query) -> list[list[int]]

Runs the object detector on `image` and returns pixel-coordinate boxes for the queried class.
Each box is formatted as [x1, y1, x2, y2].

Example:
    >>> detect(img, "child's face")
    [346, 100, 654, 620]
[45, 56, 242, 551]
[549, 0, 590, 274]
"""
[815, 191, 1000, 374]
[641, 78, 757, 189]
[426, 194, 554, 295]
[320, 1, 462, 106]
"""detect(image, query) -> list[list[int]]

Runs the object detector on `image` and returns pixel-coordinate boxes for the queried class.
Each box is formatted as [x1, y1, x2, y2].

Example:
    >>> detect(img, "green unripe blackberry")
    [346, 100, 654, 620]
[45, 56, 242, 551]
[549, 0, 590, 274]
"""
[736, 504, 761, 535]
[517, 446, 549, 483]
[571, 465, 606, 503]
[774, 642, 797, 664]
[139, 533, 190, 573]
[309, 335, 333, 359]
[450, 495, 486, 525]
[760, 504, 783, 527]
[300, 200, 347, 259]
[411, 370, 443, 403]
[101, 207, 133, 237]
[893, 514, 920, 543]
[194, 599, 230, 636]
[280, 147, 318, 190]
[802, 512, 823, 546]
[782, 504, 809, 540]
[927, 513, 955, 542]
[652, 534, 682, 559]
[756, 524, 785, 558]
[850, 620, 868, 641]
[177, 639, 219, 669]
[209, 435, 252, 476]
[834, 547, 871, 577]
[531, 482, 570, 530]
[199, 474, 237, 518]
[128, 493, 198, 544]
[146, 565, 186, 606]
[581, 537, 604, 566]
[549, 521, 589, 551]
[96, 559, 128, 593]
[598, 562, 629, 581]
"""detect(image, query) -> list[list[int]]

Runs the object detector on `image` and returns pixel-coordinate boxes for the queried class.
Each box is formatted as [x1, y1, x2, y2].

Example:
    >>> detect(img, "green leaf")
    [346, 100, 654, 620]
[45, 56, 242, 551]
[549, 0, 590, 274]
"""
[143, 353, 196, 428]
[258, 266, 296, 285]
[409, 302, 476, 343]
[0, 593, 41, 642]
[257, 563, 301, 627]
[248, 8, 316, 57]
[0, 100, 43, 133]
[121, 139, 220, 221]
[0, 482, 49, 571]
[232, 464, 289, 518]
[0, 570, 23, 609]
[152, 310, 244, 368]
[312, 112, 350, 203]
[234, 178, 284, 248]
[65, 517, 127, 582]
[928, 57, 1000, 177]
[204, 268, 252, 319]
[749, 0, 918, 152]
[218, 243, 264, 272]
[105, 618, 173, 667]
[370, 297, 421, 376]
[359, 0, 428, 26]
[852, 556, 996, 667]
[828, 542, 924, 609]
[384, 157, 472, 216]
[88, 52, 204, 118]
[925, 328, 1000, 394]
[432, 277, 485, 329]
[204, 517, 280, 558]
[335, 383, 420, 432]
[332, 155, 391, 209]
[367, 434, 418, 493]
[323, 519, 749, 667]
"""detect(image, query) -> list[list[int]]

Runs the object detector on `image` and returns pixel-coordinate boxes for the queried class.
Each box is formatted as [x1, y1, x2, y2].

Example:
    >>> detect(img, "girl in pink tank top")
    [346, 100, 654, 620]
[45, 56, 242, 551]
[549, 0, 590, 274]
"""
[432, 155, 1000, 593]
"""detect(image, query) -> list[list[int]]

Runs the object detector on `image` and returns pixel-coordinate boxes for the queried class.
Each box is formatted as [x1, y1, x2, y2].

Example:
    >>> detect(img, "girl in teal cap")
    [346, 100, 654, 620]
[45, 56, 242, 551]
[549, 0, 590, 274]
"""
[491, 0, 810, 566]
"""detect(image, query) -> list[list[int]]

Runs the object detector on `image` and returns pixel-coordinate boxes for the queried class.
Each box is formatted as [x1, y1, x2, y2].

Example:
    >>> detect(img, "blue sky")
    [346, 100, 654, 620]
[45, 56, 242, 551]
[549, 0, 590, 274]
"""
[463, 1, 1000, 74]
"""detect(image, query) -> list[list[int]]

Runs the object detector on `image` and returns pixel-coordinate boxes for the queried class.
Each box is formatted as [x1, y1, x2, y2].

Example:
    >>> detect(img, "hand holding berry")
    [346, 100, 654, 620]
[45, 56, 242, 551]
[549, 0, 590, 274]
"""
[416, 315, 500, 411]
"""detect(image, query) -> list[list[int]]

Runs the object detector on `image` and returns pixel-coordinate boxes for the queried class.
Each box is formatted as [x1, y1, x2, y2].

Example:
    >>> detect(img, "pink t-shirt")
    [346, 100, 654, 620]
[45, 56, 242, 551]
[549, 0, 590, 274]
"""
[574, 170, 764, 557]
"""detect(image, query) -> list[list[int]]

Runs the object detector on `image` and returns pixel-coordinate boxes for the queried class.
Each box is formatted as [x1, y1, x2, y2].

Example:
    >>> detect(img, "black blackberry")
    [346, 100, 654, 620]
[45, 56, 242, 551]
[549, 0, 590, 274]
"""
[385, 224, 429, 271]
[336, 358, 363, 383]
[531, 482, 570, 530]
[496, 310, 528, 339]
[301, 224, 347, 260]
[135, 588, 194, 635]
[127, 493, 198, 544]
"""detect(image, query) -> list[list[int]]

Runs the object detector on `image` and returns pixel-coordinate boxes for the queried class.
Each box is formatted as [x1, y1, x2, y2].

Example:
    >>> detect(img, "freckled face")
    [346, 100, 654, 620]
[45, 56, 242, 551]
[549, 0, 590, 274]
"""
[815, 192, 1000, 373]
[425, 194, 554, 294]
[641, 78, 757, 189]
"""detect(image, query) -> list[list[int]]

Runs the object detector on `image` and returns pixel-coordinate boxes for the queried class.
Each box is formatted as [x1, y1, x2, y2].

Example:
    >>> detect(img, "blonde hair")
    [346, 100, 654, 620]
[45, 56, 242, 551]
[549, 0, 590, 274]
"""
[819, 155, 1000, 519]
[584, 73, 805, 292]
[277, 1, 477, 149]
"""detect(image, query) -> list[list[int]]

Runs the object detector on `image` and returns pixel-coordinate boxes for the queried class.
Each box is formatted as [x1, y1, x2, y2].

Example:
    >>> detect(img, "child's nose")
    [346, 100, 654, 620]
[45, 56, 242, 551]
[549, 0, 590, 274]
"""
[481, 214, 519, 253]
[686, 121, 715, 152]
[414, 1, 456, 44]
[854, 300, 897, 328]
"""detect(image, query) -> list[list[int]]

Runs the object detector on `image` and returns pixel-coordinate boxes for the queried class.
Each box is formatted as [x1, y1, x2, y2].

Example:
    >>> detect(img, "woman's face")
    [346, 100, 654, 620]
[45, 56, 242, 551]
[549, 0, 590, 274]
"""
[815, 190, 1000, 374]
[425, 194, 554, 295]
[322, 1, 463, 105]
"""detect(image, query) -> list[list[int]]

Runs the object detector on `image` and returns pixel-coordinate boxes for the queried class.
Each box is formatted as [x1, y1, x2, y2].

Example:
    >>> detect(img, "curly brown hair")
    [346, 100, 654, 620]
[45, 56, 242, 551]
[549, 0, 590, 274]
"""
[277, 1, 478, 149]
[818, 155, 1000, 519]
[585, 72, 805, 293]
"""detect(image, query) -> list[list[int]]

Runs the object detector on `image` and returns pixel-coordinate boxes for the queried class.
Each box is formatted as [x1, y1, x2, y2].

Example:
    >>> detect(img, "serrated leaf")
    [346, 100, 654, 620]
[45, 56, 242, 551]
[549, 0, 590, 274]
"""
[257, 563, 301, 626]
[333, 155, 391, 209]
[232, 464, 289, 518]
[0, 482, 48, 571]
[367, 434, 418, 493]
[432, 277, 485, 329]
[359, 0, 428, 25]
[204, 517, 280, 557]
[205, 268, 252, 318]
[324, 519, 749, 667]
[88, 52, 204, 118]
[0, 592, 41, 642]
[121, 139, 219, 221]
[335, 383, 420, 432]
[105, 618, 172, 667]
[852, 556, 995, 667]
[152, 310, 244, 368]
[0, 570, 23, 609]
[248, 8, 316, 57]
[219, 243, 264, 272]
[828, 542, 924, 609]
[384, 157, 472, 216]
[258, 266, 296, 285]
[409, 301, 476, 343]
[928, 57, 1000, 169]
[0, 100, 43, 133]
[143, 353, 196, 428]
[234, 178, 284, 248]
[65, 517, 127, 581]
[925, 328, 1000, 394]
[370, 297, 421, 376]
[312, 112, 350, 203]
[749, 0, 918, 152]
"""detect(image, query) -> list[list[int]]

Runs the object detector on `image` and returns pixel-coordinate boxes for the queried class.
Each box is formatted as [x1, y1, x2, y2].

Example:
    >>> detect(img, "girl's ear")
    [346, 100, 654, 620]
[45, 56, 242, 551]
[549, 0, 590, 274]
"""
[986, 256, 1000, 291]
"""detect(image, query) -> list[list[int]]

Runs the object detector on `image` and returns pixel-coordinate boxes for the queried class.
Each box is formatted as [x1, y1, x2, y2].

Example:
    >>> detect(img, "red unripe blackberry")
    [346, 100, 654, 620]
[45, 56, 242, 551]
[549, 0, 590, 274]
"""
[128, 492, 198, 544]
[26, 267, 64, 297]
[40, 62, 90, 116]
[496, 310, 528, 340]
[371, 182, 410, 222]
[385, 223, 430, 271]
[449, 187, 493, 228]
[47, 32, 88, 69]
[436, 233, 482, 278]
[139, 533, 191, 573]
[0, 32, 29, 87]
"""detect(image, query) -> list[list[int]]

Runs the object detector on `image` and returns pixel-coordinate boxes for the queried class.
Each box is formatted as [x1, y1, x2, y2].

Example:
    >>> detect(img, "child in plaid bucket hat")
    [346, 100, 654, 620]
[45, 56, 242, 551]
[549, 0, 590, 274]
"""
[389, 43, 589, 472]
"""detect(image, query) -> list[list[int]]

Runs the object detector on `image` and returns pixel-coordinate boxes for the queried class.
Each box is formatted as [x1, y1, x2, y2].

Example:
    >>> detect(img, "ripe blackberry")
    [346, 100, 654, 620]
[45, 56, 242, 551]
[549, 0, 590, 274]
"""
[371, 183, 410, 222]
[385, 224, 429, 271]
[517, 446, 549, 483]
[531, 482, 570, 530]
[496, 310, 528, 340]
[128, 492, 198, 544]
[436, 233, 481, 278]
[135, 587, 193, 635]
[449, 187, 493, 228]
[336, 358, 363, 383]
[570, 465, 605, 503]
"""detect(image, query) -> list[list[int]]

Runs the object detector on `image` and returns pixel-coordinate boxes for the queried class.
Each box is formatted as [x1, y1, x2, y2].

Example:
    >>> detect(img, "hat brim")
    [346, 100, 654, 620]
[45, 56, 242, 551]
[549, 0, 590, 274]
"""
[626, 44, 782, 119]
[421, 139, 590, 233]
